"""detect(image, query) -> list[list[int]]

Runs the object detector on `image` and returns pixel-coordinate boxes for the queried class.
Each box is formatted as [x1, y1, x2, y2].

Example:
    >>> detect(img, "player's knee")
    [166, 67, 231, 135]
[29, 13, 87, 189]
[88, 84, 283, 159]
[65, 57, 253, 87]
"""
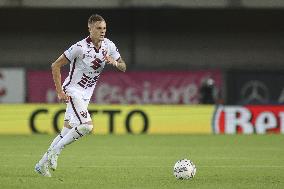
[85, 124, 93, 133]
[84, 121, 93, 132]
[77, 123, 93, 135]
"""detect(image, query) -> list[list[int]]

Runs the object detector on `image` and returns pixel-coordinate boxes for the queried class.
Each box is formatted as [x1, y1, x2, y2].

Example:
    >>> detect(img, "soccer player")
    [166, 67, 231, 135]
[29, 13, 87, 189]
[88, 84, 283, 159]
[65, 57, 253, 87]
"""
[35, 14, 126, 177]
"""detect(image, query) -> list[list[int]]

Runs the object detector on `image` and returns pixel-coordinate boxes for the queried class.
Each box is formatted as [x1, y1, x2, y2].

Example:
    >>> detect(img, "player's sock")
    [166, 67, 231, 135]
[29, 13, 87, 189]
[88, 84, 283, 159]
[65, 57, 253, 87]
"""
[38, 127, 70, 166]
[53, 124, 93, 155]
[48, 123, 93, 171]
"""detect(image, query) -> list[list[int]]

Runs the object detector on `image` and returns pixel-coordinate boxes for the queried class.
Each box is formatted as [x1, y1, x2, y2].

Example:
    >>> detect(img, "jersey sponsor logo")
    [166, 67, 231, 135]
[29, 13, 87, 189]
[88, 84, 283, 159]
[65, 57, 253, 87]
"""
[83, 53, 95, 59]
[91, 58, 102, 70]
[77, 73, 99, 89]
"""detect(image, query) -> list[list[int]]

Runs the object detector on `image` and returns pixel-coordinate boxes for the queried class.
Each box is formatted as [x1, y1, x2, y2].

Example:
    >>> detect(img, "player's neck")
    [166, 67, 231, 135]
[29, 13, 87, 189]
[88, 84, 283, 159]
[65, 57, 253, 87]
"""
[92, 38, 102, 49]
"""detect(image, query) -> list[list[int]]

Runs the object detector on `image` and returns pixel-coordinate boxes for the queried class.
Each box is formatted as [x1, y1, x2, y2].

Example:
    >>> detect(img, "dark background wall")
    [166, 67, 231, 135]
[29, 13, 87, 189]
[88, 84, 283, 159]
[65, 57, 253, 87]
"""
[0, 8, 284, 70]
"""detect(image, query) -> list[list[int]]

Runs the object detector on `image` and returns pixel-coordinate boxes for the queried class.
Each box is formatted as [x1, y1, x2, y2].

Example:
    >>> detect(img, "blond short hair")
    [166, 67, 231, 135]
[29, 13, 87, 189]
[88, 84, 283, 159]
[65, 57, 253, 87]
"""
[88, 14, 105, 25]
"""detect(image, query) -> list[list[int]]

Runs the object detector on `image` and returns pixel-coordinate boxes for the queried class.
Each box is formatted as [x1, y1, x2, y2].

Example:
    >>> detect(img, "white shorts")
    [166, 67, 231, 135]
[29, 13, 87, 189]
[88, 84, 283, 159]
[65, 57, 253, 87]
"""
[64, 95, 92, 127]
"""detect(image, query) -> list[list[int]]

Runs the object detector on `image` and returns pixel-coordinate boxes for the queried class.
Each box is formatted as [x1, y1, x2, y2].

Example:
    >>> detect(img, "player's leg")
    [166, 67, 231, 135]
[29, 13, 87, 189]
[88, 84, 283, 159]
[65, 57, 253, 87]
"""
[37, 123, 71, 166]
[35, 122, 71, 177]
[54, 121, 93, 152]
[35, 104, 74, 177]
[34, 161, 51, 177]
[48, 96, 93, 170]
[47, 121, 93, 170]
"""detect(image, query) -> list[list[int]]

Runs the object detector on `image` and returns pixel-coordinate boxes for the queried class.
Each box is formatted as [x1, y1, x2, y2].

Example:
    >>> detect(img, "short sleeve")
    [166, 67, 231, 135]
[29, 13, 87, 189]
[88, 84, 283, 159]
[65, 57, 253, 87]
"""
[64, 43, 82, 62]
[108, 41, 121, 61]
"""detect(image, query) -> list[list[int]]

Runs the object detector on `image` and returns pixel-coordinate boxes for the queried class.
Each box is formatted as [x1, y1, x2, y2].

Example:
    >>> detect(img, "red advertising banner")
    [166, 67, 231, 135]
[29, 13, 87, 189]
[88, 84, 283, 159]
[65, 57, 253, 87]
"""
[213, 105, 284, 134]
[27, 70, 222, 104]
[27, 70, 68, 103]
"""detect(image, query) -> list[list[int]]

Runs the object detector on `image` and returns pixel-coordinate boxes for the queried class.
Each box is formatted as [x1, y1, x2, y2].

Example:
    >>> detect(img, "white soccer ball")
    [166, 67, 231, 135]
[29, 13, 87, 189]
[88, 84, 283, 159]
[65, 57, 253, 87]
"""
[173, 159, 196, 180]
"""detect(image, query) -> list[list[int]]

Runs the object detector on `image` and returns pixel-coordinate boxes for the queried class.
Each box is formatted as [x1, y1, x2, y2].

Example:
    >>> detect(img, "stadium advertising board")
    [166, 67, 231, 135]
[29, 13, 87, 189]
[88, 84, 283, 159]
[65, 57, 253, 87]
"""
[0, 104, 213, 134]
[213, 105, 284, 134]
[226, 71, 284, 105]
[27, 70, 222, 104]
[0, 68, 25, 103]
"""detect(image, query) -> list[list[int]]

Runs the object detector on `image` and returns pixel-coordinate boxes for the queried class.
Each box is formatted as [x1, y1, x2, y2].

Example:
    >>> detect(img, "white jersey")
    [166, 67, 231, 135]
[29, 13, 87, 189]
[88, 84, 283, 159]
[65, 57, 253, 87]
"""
[62, 36, 120, 99]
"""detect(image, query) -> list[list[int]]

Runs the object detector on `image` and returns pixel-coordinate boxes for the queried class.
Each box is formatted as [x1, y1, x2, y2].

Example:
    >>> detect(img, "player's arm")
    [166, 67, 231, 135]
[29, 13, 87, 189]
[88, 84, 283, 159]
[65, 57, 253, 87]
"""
[106, 56, 126, 72]
[115, 57, 126, 72]
[51, 54, 70, 102]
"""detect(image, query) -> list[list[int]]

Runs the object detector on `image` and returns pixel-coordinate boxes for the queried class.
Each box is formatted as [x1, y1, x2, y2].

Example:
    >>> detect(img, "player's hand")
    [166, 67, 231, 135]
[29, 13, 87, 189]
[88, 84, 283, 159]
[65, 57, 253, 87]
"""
[105, 55, 118, 67]
[57, 91, 70, 103]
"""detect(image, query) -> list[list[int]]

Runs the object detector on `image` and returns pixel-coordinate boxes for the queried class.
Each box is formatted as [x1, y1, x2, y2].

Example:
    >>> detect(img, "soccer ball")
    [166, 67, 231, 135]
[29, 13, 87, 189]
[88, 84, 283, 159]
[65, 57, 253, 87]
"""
[173, 159, 196, 180]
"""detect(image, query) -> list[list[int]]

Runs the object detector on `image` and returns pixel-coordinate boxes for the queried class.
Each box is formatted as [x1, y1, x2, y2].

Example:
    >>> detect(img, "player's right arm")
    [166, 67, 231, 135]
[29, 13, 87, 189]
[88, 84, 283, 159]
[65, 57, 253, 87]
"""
[51, 54, 70, 102]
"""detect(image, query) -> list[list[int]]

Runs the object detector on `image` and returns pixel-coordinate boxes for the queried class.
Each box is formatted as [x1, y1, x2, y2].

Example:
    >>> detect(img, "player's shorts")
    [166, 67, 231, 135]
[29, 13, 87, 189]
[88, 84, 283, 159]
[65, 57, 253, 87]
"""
[64, 95, 92, 127]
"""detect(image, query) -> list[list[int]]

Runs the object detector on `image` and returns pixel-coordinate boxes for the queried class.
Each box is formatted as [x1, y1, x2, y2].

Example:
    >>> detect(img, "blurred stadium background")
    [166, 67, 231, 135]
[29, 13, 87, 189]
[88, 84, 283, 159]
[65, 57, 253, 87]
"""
[1, 0, 284, 134]
[0, 1, 284, 188]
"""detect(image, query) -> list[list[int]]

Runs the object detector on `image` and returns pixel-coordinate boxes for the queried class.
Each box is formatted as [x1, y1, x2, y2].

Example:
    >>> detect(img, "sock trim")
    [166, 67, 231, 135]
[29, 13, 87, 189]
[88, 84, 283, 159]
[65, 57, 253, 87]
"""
[75, 127, 83, 137]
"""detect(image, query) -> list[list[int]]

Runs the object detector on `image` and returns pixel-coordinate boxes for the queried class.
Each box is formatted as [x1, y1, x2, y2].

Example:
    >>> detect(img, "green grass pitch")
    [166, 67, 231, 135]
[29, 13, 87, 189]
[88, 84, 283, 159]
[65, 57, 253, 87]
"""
[0, 134, 283, 189]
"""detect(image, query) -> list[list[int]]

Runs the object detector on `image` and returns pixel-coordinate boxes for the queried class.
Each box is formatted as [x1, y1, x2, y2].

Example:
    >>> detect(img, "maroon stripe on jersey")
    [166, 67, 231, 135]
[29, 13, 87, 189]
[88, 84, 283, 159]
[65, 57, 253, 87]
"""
[86, 36, 92, 44]
[70, 97, 82, 124]
[86, 36, 102, 53]
[116, 57, 121, 61]
[63, 58, 76, 93]
[94, 47, 100, 53]
[63, 53, 71, 62]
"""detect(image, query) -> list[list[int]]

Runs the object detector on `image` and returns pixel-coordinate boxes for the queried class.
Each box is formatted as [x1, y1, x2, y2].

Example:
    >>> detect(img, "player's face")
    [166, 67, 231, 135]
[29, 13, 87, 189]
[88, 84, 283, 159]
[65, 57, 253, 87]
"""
[89, 21, 106, 42]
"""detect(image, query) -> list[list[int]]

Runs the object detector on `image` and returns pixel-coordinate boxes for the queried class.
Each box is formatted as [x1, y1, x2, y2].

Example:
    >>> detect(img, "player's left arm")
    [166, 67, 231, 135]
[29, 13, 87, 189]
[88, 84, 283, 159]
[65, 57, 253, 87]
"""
[115, 57, 126, 72]
[106, 40, 126, 72]
[106, 56, 126, 72]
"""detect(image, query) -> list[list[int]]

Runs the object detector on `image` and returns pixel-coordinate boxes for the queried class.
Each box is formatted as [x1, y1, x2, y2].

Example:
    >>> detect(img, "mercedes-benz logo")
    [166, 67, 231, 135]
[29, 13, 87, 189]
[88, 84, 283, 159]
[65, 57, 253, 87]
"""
[240, 80, 269, 104]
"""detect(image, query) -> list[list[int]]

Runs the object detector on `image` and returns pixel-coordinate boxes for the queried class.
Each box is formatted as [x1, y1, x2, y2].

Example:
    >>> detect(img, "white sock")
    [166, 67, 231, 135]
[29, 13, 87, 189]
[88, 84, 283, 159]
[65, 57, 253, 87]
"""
[53, 124, 93, 155]
[38, 127, 70, 166]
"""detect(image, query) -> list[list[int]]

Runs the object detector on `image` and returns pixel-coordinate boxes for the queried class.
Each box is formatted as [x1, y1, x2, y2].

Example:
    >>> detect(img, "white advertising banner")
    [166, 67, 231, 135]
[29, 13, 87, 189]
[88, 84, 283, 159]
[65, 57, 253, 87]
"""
[0, 68, 25, 103]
